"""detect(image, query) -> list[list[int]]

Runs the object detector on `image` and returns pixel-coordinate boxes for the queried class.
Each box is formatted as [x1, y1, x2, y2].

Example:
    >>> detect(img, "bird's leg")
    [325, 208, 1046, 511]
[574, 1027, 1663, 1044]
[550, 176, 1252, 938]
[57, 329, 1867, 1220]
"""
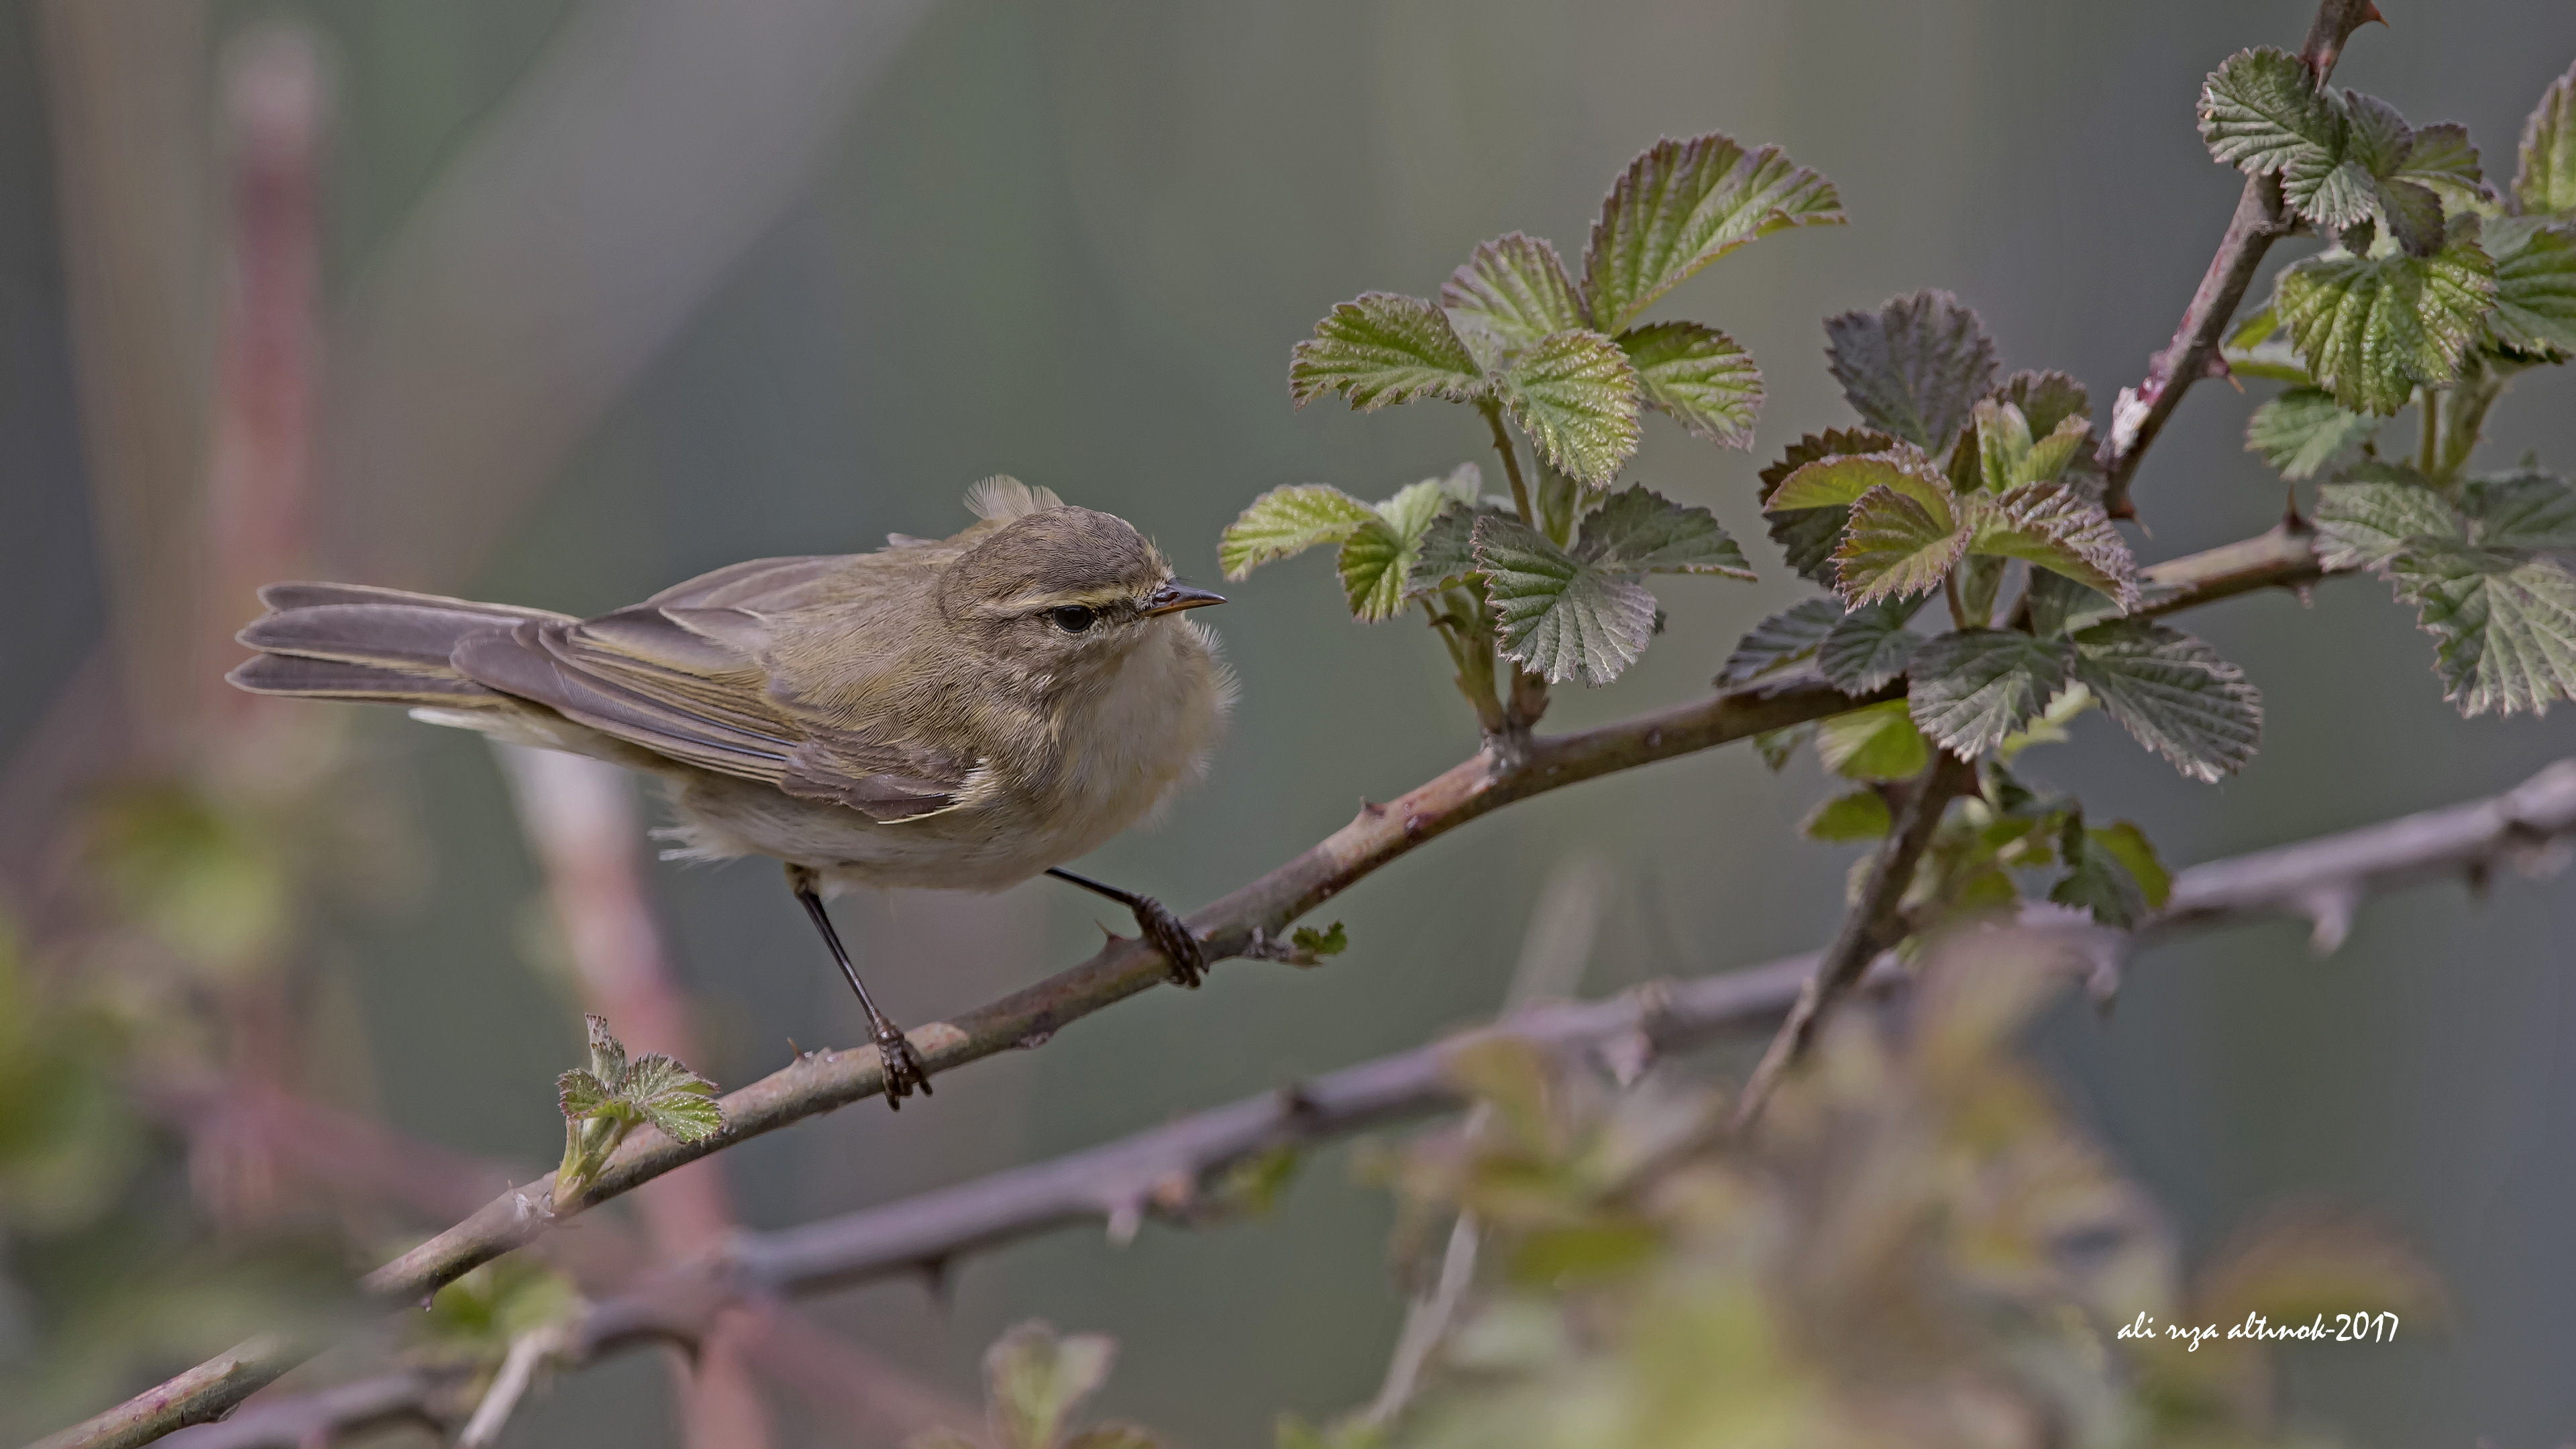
[1044, 867, 1206, 987]
[786, 864, 932, 1108]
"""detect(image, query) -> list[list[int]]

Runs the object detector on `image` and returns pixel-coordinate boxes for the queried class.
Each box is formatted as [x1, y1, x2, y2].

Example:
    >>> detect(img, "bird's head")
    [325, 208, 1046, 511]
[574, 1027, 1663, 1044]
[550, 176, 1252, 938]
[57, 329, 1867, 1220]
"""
[938, 502, 1224, 672]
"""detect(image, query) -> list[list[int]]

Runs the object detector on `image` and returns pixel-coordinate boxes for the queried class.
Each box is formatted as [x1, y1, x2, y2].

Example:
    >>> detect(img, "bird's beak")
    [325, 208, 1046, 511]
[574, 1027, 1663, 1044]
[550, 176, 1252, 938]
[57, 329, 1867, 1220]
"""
[1142, 582, 1227, 616]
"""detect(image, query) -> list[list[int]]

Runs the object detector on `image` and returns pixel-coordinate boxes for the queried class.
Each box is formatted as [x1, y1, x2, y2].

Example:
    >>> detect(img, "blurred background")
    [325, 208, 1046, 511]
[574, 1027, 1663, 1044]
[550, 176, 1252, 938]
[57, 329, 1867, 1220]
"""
[5, 0, 2576, 1444]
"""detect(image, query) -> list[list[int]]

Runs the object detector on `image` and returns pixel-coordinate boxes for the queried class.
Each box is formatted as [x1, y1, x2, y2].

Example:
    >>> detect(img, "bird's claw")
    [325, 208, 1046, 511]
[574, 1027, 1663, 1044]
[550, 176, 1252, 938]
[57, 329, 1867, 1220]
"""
[1132, 896, 1206, 988]
[873, 1024, 932, 1109]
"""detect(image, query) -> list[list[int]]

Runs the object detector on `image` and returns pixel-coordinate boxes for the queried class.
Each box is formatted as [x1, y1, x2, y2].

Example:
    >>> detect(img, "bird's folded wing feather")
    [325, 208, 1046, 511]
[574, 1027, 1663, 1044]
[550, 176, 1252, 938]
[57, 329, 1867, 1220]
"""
[451, 587, 976, 823]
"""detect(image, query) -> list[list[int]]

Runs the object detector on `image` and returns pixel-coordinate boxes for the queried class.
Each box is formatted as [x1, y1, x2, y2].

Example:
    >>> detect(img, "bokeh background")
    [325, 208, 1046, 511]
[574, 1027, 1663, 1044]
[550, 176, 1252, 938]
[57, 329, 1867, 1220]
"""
[6, 0, 2576, 1444]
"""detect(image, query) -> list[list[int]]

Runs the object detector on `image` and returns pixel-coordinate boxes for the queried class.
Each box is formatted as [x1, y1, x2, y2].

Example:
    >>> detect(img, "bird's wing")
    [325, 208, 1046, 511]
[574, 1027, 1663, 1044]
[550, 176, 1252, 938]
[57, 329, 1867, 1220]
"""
[451, 590, 977, 823]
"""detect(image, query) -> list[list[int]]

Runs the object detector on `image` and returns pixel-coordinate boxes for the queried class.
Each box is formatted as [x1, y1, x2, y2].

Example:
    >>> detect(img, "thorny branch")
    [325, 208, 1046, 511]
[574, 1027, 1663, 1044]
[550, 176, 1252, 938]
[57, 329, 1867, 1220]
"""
[150, 758, 2576, 1448]
[1731, 750, 1976, 1129]
[30, 521, 2337, 1449]
[2096, 0, 2382, 519]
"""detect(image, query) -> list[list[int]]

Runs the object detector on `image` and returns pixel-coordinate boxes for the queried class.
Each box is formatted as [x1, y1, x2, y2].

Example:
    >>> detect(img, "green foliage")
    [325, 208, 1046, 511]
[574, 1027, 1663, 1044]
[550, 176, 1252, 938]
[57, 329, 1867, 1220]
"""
[1216, 485, 1380, 578]
[1906, 629, 2073, 757]
[2273, 219, 2498, 415]
[1822, 289, 1999, 453]
[1289, 294, 1485, 410]
[1813, 699, 1931, 782]
[555, 1015, 722, 1205]
[1363, 941, 2412, 1449]
[1815, 598, 1926, 693]
[1472, 494, 1748, 686]
[1252, 130, 1838, 716]
[1582, 134, 1843, 332]
[1615, 321, 1762, 445]
[2199, 48, 2446, 254]
[2070, 620, 2264, 781]
[2245, 386, 2380, 478]
[2049, 816, 2174, 929]
[2518, 60, 2576, 215]
[2316, 467, 2576, 715]
[2483, 215, 2576, 355]
[914, 1322, 1167, 1449]
[1715, 596, 1842, 686]
[1440, 233, 1587, 370]
[1220, 468, 1484, 623]
[1493, 331, 1641, 487]
[1291, 922, 1349, 959]
[1799, 788, 1891, 842]
[1966, 482, 2141, 606]
[413, 1256, 580, 1370]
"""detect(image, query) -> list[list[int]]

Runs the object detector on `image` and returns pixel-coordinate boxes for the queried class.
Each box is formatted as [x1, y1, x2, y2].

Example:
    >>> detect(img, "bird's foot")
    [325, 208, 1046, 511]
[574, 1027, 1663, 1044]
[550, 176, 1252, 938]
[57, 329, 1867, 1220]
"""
[1130, 896, 1207, 988]
[872, 1022, 933, 1109]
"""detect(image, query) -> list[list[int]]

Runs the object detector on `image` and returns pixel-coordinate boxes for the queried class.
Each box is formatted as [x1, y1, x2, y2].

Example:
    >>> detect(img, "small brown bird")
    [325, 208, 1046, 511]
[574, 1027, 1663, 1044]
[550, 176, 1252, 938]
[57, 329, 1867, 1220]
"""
[229, 478, 1232, 1104]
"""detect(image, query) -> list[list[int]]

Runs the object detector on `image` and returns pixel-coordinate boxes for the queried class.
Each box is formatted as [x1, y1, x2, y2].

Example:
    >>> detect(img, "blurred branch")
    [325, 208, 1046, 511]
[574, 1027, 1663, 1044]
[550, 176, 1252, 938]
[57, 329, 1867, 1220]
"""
[33, 0, 213, 767]
[31, 519, 2339, 1446]
[2096, 0, 2379, 519]
[123, 759, 2576, 1449]
[1732, 749, 1976, 1129]
[497, 747, 773, 1449]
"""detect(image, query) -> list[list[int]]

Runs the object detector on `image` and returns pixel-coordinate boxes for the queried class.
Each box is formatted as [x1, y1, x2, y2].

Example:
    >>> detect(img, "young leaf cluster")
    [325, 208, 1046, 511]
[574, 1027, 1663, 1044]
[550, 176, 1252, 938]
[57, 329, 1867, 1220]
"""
[1333, 943, 2432, 1449]
[2230, 60, 2576, 716]
[1231, 131, 1845, 704]
[2206, 53, 2576, 420]
[554, 1014, 722, 1205]
[1737, 292, 2261, 786]
[912, 1322, 1166, 1449]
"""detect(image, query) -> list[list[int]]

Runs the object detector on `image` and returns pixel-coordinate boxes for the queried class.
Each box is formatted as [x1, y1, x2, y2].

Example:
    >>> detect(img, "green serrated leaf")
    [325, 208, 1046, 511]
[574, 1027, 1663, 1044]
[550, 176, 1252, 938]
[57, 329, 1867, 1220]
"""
[1758, 428, 1899, 586]
[2385, 540, 2576, 716]
[1575, 484, 1752, 577]
[2518, 60, 2576, 216]
[2001, 370, 2091, 439]
[584, 1014, 627, 1091]
[1617, 321, 1763, 445]
[2314, 473, 2461, 570]
[1965, 482, 2139, 606]
[2246, 386, 2381, 479]
[1717, 597, 1843, 686]
[1472, 515, 1656, 686]
[2091, 820, 2172, 910]
[2275, 219, 2500, 415]
[2200, 47, 2343, 179]
[1823, 290, 2000, 453]
[1801, 788, 1892, 843]
[1289, 922, 1348, 958]
[2484, 216, 2576, 355]
[1219, 484, 1377, 580]
[621, 1053, 723, 1143]
[1997, 679, 2094, 760]
[1764, 444, 1951, 513]
[1289, 293, 1485, 411]
[1973, 398, 2035, 493]
[1495, 329, 1642, 488]
[1582, 133, 1843, 333]
[2463, 466, 2576, 548]
[556, 1069, 613, 1122]
[1441, 233, 1588, 370]
[2399, 122, 2492, 215]
[2070, 619, 2263, 781]
[1836, 478, 1966, 606]
[2025, 569, 2124, 640]
[987, 1323, 1118, 1449]
[1907, 629, 2074, 758]
[2049, 820, 2153, 930]
[2282, 92, 2445, 258]
[1336, 468, 1483, 621]
[1408, 499, 1501, 598]
[2019, 414, 2092, 487]
[2222, 303, 2318, 385]
[1816, 598, 1925, 692]
[1815, 698, 1933, 781]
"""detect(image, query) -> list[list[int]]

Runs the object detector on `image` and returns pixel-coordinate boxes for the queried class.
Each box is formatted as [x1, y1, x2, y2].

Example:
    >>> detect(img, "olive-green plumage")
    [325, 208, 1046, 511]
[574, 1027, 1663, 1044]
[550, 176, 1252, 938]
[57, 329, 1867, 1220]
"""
[229, 478, 1234, 895]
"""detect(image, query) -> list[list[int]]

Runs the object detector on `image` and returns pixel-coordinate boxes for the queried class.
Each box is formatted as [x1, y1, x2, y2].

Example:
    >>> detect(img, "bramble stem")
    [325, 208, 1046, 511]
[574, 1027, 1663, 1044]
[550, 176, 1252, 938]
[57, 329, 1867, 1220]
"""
[1481, 402, 1534, 525]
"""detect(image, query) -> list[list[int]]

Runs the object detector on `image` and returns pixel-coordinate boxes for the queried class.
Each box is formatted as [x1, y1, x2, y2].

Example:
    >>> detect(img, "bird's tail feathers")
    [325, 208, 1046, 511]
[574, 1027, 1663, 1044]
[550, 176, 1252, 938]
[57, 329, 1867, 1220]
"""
[227, 581, 572, 708]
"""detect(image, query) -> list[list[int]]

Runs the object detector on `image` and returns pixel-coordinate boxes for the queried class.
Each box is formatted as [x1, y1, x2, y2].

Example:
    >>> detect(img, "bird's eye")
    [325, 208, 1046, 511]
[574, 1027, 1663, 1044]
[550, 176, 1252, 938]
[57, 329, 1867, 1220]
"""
[1050, 604, 1097, 633]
